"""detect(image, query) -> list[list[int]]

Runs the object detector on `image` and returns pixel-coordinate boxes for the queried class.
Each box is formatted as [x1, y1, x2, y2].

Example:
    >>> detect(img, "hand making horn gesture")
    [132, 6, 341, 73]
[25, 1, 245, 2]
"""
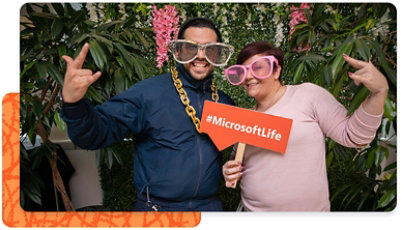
[61, 43, 102, 103]
[342, 53, 389, 115]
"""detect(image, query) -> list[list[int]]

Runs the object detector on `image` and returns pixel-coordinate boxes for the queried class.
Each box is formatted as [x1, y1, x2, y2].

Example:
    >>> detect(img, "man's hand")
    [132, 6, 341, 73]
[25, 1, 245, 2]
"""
[61, 43, 102, 103]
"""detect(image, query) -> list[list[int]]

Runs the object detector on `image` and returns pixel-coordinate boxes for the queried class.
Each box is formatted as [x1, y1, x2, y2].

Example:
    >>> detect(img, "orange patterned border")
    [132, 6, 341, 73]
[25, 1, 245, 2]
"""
[2, 93, 201, 227]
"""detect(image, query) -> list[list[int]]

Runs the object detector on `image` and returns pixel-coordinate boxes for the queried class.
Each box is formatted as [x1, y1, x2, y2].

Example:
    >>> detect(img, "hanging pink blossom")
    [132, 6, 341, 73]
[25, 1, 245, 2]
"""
[152, 5, 179, 69]
[289, 3, 311, 35]
[289, 3, 312, 53]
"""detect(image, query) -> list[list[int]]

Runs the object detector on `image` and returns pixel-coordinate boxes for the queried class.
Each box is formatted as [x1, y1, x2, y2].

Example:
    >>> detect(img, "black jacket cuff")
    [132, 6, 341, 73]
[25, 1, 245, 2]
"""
[61, 99, 88, 120]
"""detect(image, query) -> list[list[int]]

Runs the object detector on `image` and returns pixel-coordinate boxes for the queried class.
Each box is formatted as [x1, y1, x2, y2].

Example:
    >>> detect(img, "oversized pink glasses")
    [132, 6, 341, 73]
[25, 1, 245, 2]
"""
[224, 56, 279, 85]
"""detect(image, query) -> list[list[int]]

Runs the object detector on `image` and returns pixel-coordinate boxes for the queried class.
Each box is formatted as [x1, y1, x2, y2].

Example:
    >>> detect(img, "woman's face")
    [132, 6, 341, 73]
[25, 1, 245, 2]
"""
[242, 54, 279, 100]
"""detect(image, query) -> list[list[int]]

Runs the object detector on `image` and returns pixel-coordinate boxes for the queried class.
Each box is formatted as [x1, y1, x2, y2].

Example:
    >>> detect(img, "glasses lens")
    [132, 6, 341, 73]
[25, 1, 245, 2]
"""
[204, 44, 233, 66]
[226, 66, 245, 85]
[251, 58, 272, 78]
[173, 41, 199, 63]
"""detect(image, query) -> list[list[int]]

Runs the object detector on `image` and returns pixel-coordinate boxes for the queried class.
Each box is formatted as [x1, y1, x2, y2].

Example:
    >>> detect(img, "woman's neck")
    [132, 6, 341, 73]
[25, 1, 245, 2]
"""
[256, 83, 286, 112]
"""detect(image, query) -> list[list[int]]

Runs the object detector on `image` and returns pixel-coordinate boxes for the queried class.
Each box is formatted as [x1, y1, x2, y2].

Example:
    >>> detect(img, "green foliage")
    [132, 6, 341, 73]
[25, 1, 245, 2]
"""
[98, 140, 138, 211]
[21, 3, 397, 211]
[285, 3, 397, 211]
[218, 147, 242, 211]
[20, 3, 156, 208]
[20, 143, 44, 207]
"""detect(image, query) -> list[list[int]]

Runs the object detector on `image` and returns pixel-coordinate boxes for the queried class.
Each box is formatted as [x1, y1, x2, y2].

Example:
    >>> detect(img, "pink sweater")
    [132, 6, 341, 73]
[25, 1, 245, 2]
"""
[240, 83, 382, 211]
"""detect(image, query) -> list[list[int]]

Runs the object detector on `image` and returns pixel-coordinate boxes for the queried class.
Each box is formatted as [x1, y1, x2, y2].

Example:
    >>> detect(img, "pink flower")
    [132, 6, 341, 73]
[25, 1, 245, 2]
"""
[152, 5, 179, 69]
[289, 3, 312, 53]
[289, 3, 311, 35]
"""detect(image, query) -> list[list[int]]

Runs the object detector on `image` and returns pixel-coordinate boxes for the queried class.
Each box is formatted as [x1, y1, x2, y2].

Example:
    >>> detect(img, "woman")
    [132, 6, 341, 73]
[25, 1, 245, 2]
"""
[222, 41, 388, 211]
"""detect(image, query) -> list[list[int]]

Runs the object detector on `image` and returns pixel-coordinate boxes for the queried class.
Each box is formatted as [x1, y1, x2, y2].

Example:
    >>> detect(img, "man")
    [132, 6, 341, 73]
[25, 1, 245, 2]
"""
[60, 18, 234, 211]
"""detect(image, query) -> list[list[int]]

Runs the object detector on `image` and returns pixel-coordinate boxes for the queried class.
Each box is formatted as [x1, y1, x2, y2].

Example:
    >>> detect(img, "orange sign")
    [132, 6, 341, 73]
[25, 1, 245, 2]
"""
[200, 101, 293, 153]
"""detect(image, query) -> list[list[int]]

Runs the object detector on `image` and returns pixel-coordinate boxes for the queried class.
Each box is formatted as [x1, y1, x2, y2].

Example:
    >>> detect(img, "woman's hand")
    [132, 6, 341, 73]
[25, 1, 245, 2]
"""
[222, 160, 243, 188]
[343, 54, 389, 95]
[343, 54, 389, 115]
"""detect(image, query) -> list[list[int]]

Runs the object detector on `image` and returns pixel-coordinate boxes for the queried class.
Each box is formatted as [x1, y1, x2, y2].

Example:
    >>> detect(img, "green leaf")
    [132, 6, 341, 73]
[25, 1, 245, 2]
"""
[331, 72, 347, 98]
[344, 184, 366, 209]
[308, 29, 316, 45]
[366, 147, 376, 169]
[86, 86, 103, 103]
[294, 24, 308, 30]
[114, 43, 134, 78]
[304, 8, 312, 26]
[384, 162, 397, 171]
[20, 27, 38, 36]
[322, 65, 333, 88]
[135, 30, 150, 49]
[20, 61, 36, 78]
[28, 127, 37, 147]
[331, 183, 353, 202]
[298, 54, 327, 62]
[41, 116, 51, 131]
[377, 188, 396, 209]
[326, 151, 334, 169]
[375, 146, 387, 168]
[32, 100, 43, 118]
[111, 148, 123, 165]
[93, 34, 114, 53]
[21, 82, 35, 91]
[293, 62, 305, 84]
[51, 3, 65, 16]
[114, 69, 125, 94]
[365, 18, 375, 31]
[31, 145, 49, 170]
[54, 111, 66, 132]
[349, 22, 367, 36]
[134, 54, 149, 80]
[23, 188, 42, 206]
[30, 12, 56, 20]
[89, 39, 107, 70]
[331, 39, 353, 81]
[34, 61, 64, 86]
[347, 86, 369, 114]
[45, 63, 64, 86]
[35, 61, 48, 78]
[354, 38, 370, 61]
[51, 18, 64, 39]
[96, 20, 121, 32]
[67, 33, 89, 47]
[357, 186, 374, 210]
[368, 38, 396, 86]
[381, 65, 397, 87]
[58, 44, 67, 59]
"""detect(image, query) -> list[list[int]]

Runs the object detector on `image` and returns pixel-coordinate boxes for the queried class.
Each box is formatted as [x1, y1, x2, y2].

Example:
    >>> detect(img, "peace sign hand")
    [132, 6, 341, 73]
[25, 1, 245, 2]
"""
[61, 43, 102, 103]
[343, 54, 389, 96]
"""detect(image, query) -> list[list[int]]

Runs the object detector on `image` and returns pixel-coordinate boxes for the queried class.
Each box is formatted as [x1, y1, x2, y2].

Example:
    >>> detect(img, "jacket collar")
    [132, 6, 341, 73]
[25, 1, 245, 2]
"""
[176, 64, 213, 92]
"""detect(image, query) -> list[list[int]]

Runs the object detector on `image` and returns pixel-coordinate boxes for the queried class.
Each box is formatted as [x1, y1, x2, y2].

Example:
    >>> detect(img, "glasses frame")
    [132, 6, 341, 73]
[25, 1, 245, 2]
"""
[224, 56, 279, 85]
[169, 39, 234, 67]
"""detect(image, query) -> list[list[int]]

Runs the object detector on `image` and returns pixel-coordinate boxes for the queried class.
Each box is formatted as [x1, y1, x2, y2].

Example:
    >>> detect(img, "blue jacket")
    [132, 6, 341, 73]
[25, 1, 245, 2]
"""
[60, 64, 234, 203]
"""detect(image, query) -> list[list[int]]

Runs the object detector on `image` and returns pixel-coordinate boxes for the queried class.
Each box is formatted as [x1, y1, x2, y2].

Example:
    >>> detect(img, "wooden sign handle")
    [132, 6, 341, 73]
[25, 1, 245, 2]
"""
[231, 142, 246, 189]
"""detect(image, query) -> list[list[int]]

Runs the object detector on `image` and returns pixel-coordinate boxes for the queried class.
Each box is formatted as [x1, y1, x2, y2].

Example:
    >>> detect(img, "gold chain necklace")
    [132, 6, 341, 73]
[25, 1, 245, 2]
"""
[171, 67, 219, 133]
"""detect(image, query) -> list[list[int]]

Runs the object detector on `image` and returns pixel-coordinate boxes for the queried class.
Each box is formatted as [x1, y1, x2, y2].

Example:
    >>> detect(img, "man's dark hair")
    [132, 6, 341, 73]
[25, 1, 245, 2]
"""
[177, 17, 222, 42]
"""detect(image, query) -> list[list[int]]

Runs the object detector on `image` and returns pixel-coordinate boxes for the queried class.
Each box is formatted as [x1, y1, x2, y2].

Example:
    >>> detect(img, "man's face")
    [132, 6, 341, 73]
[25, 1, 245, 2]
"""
[182, 27, 218, 80]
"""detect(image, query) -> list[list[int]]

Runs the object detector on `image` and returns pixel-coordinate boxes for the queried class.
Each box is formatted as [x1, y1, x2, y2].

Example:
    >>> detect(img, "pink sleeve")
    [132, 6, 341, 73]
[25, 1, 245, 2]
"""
[308, 84, 382, 147]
